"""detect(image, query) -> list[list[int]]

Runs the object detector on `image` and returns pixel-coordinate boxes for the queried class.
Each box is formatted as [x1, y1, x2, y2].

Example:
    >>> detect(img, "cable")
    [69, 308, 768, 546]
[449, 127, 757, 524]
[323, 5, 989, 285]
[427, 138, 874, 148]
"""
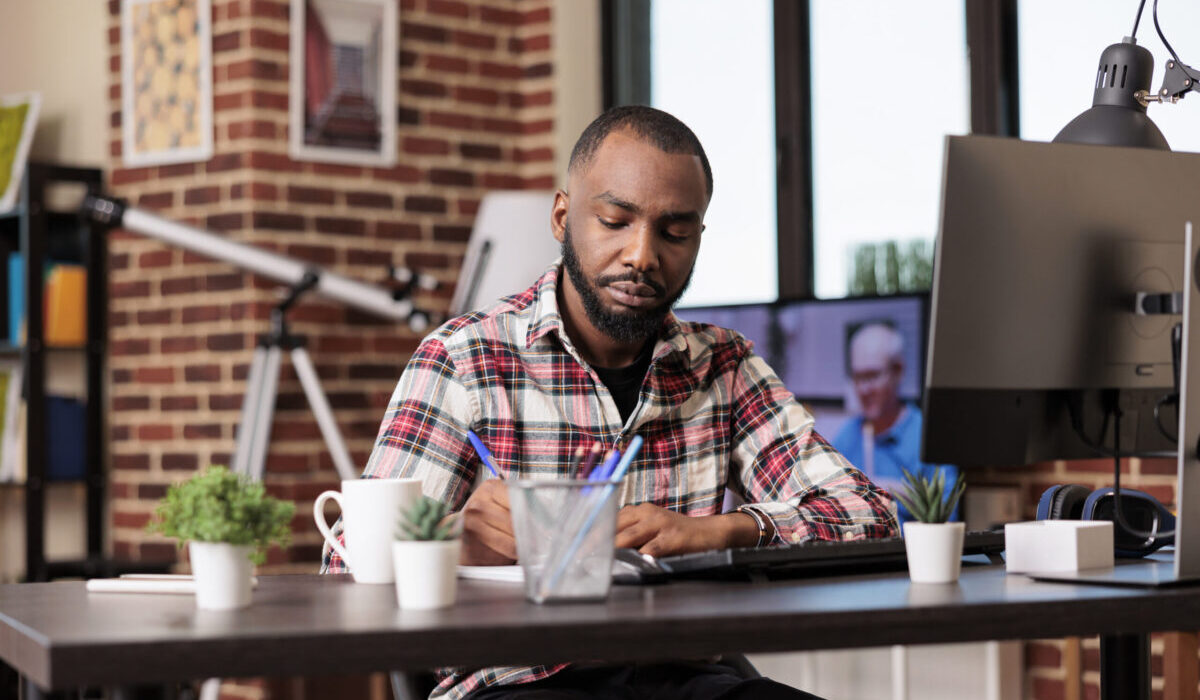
[1066, 393, 1175, 458]
[1154, 393, 1179, 442]
[1152, 0, 1182, 65]
[1131, 0, 1148, 39]
[1112, 405, 1175, 539]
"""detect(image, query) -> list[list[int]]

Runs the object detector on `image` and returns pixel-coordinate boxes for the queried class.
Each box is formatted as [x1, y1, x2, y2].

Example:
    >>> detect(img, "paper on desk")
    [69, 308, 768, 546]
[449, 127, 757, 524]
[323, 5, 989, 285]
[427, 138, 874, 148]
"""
[457, 565, 524, 583]
[85, 574, 259, 595]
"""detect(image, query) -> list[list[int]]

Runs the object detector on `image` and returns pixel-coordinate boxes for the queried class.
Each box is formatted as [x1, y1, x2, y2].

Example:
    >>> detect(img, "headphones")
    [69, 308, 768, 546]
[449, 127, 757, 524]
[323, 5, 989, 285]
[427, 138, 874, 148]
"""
[1036, 484, 1176, 558]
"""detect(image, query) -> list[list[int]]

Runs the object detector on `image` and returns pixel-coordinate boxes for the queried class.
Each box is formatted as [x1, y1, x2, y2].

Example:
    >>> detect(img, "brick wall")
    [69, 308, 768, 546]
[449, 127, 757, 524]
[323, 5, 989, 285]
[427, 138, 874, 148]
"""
[104, 0, 555, 573]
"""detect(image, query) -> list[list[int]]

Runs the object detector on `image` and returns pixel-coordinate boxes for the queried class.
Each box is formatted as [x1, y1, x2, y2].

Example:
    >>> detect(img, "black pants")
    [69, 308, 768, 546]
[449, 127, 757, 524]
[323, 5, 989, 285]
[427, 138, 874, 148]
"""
[464, 662, 826, 700]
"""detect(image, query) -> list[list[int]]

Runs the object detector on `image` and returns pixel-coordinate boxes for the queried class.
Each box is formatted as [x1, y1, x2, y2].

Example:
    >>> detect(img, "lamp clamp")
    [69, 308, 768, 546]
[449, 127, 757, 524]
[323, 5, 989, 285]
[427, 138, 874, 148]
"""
[1137, 59, 1200, 106]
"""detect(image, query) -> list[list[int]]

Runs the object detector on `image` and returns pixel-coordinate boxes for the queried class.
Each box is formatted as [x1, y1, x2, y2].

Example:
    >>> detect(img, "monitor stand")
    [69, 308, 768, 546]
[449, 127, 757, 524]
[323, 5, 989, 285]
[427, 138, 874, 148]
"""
[1032, 222, 1200, 589]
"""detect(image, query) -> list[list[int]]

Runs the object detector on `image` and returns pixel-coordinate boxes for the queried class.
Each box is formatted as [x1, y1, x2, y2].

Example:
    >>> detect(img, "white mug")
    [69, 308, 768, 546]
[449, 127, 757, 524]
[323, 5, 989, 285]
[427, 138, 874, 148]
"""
[314, 478, 423, 584]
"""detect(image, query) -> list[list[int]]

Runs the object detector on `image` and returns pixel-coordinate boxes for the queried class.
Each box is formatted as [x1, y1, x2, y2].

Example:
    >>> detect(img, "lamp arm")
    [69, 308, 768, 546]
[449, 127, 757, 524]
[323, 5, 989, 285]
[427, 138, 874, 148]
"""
[1137, 59, 1200, 105]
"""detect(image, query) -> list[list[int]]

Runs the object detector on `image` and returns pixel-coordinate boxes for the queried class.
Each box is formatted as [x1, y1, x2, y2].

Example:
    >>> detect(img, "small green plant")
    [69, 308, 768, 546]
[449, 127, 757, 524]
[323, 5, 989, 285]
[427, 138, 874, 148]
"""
[147, 466, 295, 564]
[895, 467, 966, 524]
[395, 496, 459, 541]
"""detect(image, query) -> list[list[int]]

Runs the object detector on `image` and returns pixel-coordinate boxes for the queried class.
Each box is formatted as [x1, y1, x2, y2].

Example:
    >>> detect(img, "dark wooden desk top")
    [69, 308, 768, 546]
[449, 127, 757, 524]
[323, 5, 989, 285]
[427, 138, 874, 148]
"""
[4, 560, 1200, 690]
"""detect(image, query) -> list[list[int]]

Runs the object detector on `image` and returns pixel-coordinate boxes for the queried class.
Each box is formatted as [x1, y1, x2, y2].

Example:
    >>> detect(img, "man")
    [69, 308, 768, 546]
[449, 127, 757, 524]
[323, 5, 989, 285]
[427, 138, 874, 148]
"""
[326, 106, 897, 699]
[831, 322, 958, 521]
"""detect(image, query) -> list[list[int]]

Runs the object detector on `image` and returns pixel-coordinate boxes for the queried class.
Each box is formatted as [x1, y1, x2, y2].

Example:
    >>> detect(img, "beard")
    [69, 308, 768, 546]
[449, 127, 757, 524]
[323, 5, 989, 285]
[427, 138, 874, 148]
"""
[561, 222, 693, 345]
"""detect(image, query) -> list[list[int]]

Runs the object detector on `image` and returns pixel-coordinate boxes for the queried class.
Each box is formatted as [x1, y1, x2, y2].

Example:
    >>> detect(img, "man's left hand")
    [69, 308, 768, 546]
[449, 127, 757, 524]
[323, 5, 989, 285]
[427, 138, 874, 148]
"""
[615, 503, 761, 557]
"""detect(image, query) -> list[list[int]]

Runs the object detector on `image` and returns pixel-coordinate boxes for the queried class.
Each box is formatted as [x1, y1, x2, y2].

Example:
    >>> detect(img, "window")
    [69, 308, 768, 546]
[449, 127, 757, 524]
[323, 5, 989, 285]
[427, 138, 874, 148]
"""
[1019, 0, 1200, 152]
[810, 1, 969, 299]
[649, 0, 777, 307]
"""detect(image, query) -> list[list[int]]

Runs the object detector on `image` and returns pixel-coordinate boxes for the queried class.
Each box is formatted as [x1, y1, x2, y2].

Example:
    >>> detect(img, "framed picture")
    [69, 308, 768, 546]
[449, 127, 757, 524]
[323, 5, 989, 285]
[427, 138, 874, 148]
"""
[121, 0, 214, 167]
[289, 0, 397, 167]
[0, 92, 40, 214]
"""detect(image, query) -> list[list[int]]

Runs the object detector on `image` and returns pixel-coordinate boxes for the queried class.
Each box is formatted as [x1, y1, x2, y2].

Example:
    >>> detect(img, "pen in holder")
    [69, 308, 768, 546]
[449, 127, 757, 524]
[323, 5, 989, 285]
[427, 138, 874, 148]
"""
[536, 436, 644, 603]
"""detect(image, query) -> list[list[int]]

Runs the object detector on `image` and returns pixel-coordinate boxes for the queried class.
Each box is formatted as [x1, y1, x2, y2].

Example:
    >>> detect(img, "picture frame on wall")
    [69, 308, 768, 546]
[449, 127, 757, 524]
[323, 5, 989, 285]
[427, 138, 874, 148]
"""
[121, 0, 214, 167]
[0, 92, 41, 214]
[289, 0, 397, 167]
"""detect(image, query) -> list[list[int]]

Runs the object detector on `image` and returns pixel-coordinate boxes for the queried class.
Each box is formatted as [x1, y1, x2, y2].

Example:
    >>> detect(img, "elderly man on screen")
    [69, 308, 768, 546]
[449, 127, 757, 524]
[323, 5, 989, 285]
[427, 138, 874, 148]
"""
[324, 105, 897, 700]
[831, 322, 959, 522]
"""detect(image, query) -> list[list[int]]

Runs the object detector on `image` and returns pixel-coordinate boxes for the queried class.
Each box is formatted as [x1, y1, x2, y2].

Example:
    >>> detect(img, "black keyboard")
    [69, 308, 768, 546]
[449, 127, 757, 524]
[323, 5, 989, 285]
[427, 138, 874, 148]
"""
[645, 529, 1006, 582]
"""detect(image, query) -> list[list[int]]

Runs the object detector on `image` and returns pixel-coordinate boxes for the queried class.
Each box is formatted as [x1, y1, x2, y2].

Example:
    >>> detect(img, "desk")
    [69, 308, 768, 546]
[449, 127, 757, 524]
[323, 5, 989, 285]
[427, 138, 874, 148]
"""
[0, 560, 1195, 699]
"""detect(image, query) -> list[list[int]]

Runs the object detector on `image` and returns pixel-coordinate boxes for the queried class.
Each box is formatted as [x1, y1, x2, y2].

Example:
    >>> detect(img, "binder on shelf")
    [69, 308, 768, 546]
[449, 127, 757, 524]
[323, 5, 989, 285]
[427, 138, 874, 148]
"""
[44, 264, 86, 347]
[8, 252, 21, 346]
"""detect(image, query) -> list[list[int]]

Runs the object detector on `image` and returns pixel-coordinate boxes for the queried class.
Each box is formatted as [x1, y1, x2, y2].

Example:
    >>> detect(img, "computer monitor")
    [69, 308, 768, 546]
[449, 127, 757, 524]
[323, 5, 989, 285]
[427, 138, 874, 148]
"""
[923, 134, 1200, 583]
[677, 294, 927, 438]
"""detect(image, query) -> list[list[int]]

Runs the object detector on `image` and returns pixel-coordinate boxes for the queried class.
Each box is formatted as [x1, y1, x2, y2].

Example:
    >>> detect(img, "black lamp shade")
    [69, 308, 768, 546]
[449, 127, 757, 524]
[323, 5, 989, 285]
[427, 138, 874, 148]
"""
[1054, 40, 1170, 150]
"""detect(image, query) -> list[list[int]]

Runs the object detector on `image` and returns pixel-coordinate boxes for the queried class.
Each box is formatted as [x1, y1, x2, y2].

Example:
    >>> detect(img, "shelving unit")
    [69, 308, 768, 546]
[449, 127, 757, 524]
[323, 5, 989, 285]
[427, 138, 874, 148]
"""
[0, 163, 161, 582]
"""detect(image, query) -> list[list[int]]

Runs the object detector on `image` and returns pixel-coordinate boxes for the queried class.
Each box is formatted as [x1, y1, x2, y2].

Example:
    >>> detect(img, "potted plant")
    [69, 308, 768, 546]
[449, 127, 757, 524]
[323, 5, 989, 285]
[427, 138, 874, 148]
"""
[392, 496, 461, 609]
[896, 468, 967, 584]
[148, 466, 295, 610]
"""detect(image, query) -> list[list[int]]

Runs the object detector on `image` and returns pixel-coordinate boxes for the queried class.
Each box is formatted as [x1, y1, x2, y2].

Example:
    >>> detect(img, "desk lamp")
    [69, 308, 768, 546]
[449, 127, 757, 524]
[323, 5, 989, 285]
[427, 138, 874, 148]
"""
[1053, 0, 1198, 150]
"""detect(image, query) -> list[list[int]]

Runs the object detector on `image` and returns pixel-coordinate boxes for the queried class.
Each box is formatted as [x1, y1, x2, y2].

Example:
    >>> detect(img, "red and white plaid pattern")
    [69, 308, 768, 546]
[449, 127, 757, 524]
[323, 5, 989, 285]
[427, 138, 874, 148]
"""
[324, 264, 898, 699]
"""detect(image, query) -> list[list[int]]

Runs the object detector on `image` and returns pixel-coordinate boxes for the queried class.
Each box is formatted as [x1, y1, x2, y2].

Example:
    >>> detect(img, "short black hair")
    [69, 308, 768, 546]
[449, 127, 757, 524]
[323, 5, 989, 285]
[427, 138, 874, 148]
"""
[567, 105, 713, 199]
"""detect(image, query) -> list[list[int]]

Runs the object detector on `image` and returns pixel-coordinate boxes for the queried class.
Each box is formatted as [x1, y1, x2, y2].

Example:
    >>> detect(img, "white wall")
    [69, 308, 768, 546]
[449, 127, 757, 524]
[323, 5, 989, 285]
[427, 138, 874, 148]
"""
[0, 0, 110, 167]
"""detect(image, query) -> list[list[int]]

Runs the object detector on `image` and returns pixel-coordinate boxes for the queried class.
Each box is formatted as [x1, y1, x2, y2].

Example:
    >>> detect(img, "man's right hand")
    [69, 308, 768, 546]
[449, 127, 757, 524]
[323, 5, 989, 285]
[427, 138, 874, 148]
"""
[459, 479, 517, 565]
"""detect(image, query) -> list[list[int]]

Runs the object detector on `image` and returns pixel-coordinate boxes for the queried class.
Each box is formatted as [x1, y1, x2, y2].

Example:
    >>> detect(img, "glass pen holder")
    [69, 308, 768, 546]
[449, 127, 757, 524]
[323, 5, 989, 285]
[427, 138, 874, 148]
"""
[507, 479, 622, 604]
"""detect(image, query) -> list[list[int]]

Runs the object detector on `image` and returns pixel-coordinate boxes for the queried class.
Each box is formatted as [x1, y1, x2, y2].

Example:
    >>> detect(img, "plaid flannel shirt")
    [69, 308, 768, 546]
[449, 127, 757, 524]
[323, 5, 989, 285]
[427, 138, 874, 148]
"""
[322, 263, 898, 700]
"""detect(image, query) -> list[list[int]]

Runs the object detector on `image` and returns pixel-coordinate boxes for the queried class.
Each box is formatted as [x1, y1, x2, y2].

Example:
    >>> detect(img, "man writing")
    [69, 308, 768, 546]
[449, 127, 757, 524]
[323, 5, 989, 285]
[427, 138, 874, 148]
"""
[326, 105, 897, 699]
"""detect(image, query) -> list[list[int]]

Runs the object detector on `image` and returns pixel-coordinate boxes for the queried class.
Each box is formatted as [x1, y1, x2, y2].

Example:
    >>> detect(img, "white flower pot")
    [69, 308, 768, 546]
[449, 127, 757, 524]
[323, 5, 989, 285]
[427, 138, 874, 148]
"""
[189, 541, 255, 610]
[392, 540, 461, 610]
[903, 521, 965, 584]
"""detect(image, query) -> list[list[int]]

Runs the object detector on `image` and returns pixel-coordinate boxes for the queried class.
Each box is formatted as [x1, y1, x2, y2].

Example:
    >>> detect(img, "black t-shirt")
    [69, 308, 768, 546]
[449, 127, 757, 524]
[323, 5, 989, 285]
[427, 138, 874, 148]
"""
[592, 344, 654, 424]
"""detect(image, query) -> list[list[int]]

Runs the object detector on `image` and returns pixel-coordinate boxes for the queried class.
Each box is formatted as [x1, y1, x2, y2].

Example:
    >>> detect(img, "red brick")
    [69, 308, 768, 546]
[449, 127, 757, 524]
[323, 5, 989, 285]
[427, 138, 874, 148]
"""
[138, 542, 178, 561]
[428, 111, 477, 130]
[250, 90, 289, 111]
[1025, 641, 1062, 668]
[397, 107, 420, 125]
[184, 185, 221, 205]
[266, 453, 311, 473]
[428, 0, 469, 18]
[137, 425, 175, 441]
[108, 25, 119, 45]
[213, 30, 240, 52]
[113, 511, 152, 529]
[207, 212, 245, 231]
[372, 165, 422, 183]
[185, 423, 222, 439]
[346, 191, 394, 209]
[137, 191, 174, 209]
[161, 276, 202, 296]
[162, 453, 199, 470]
[159, 163, 197, 178]
[112, 454, 150, 472]
[454, 86, 500, 106]
[252, 211, 305, 230]
[138, 483, 169, 500]
[481, 173, 523, 189]
[206, 272, 244, 292]
[430, 168, 475, 187]
[523, 119, 554, 135]
[511, 90, 553, 108]
[112, 395, 151, 411]
[524, 62, 553, 79]
[137, 308, 172, 325]
[214, 92, 246, 111]
[401, 79, 448, 98]
[250, 0, 288, 20]
[481, 6, 520, 24]
[227, 59, 286, 82]
[315, 217, 366, 235]
[1031, 678, 1065, 700]
[316, 336, 366, 353]
[461, 143, 503, 160]
[405, 196, 447, 214]
[524, 175, 555, 189]
[248, 151, 294, 171]
[185, 364, 221, 382]
[207, 333, 246, 351]
[480, 61, 521, 80]
[373, 336, 422, 354]
[455, 29, 497, 50]
[402, 137, 451, 155]
[161, 336, 200, 353]
[349, 363, 403, 380]
[162, 396, 199, 411]
[1064, 458, 1131, 474]
[112, 280, 151, 298]
[398, 50, 419, 69]
[249, 28, 289, 51]
[522, 7, 552, 24]
[402, 21, 448, 43]
[426, 54, 470, 74]
[312, 163, 362, 177]
[286, 244, 337, 264]
[135, 366, 175, 384]
[433, 225, 472, 242]
[288, 186, 336, 205]
[480, 117, 523, 134]
[229, 120, 277, 140]
[272, 421, 321, 440]
[110, 254, 130, 270]
[207, 152, 243, 173]
[138, 250, 174, 268]
[111, 338, 152, 356]
[111, 168, 150, 186]
[1141, 458, 1176, 475]
[406, 252, 450, 269]
[376, 222, 421, 240]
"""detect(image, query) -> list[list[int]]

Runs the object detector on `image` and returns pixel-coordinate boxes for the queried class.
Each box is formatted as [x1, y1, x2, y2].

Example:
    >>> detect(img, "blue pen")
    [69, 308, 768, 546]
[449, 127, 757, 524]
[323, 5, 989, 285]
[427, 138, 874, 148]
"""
[541, 435, 644, 599]
[466, 430, 502, 479]
[588, 449, 621, 481]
